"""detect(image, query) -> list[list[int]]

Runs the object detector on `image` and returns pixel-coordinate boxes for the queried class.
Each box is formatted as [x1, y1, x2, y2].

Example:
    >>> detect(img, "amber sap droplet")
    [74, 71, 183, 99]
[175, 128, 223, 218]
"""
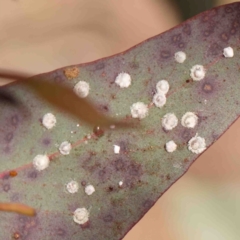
[93, 126, 104, 137]
[9, 170, 18, 177]
[13, 232, 20, 239]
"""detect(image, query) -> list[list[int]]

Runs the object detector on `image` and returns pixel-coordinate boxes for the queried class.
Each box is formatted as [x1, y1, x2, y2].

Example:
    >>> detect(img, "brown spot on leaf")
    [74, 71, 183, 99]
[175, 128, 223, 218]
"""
[3, 183, 10, 192]
[103, 214, 113, 223]
[171, 34, 182, 44]
[178, 42, 185, 48]
[183, 158, 189, 163]
[81, 180, 87, 186]
[220, 32, 229, 42]
[186, 79, 192, 83]
[99, 104, 109, 112]
[166, 174, 171, 180]
[107, 186, 114, 192]
[93, 126, 104, 137]
[197, 114, 208, 125]
[55, 227, 67, 237]
[202, 83, 213, 93]
[63, 67, 80, 80]
[9, 170, 18, 177]
[183, 24, 191, 35]
[160, 50, 171, 59]
[81, 221, 90, 229]
[13, 232, 21, 239]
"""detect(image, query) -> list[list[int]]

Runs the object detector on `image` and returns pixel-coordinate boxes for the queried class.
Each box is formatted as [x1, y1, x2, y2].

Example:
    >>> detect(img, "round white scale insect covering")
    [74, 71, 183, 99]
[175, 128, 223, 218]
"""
[190, 65, 206, 81]
[59, 141, 72, 155]
[162, 113, 178, 131]
[130, 102, 149, 119]
[156, 80, 169, 94]
[73, 208, 89, 225]
[42, 113, 56, 129]
[165, 140, 177, 153]
[115, 72, 131, 88]
[32, 154, 50, 171]
[181, 112, 198, 128]
[188, 134, 206, 154]
[73, 81, 90, 98]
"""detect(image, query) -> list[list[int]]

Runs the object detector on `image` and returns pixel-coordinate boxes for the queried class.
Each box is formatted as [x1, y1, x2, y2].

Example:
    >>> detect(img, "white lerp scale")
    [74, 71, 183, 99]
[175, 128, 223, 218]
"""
[115, 72, 131, 88]
[162, 113, 178, 131]
[181, 112, 198, 128]
[223, 46, 234, 58]
[174, 51, 186, 63]
[42, 113, 56, 129]
[190, 65, 206, 81]
[130, 102, 149, 119]
[188, 134, 206, 154]
[32, 154, 50, 171]
[156, 80, 169, 94]
[73, 208, 89, 225]
[165, 140, 177, 153]
[66, 180, 79, 194]
[153, 92, 166, 108]
[59, 141, 72, 155]
[73, 81, 90, 98]
[85, 184, 95, 195]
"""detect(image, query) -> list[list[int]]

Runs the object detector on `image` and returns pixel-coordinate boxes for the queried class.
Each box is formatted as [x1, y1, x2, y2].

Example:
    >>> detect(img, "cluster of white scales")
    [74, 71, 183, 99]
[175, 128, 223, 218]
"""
[32, 46, 234, 225]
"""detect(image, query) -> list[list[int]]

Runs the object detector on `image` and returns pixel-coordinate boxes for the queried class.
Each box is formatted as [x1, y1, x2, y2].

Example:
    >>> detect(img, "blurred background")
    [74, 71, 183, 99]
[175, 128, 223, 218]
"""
[0, 0, 239, 239]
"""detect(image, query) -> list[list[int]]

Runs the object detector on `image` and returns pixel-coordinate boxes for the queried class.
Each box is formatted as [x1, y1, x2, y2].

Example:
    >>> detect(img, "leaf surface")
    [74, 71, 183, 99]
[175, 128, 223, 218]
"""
[0, 3, 240, 240]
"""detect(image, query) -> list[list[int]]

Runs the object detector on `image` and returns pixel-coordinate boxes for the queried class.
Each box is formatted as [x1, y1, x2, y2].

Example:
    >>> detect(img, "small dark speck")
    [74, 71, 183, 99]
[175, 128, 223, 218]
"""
[81, 181, 87, 186]
[108, 186, 114, 192]
[166, 174, 171, 180]
[186, 79, 192, 83]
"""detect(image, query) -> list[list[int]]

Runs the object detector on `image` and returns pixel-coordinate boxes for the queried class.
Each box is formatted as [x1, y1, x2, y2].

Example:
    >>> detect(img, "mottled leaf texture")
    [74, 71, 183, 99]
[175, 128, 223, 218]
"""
[0, 70, 133, 128]
[0, 3, 240, 240]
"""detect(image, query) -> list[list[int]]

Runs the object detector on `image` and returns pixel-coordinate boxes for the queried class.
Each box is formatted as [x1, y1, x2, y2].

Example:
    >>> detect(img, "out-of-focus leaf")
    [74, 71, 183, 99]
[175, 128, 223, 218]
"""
[0, 70, 134, 128]
[0, 89, 19, 106]
[0, 202, 36, 216]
